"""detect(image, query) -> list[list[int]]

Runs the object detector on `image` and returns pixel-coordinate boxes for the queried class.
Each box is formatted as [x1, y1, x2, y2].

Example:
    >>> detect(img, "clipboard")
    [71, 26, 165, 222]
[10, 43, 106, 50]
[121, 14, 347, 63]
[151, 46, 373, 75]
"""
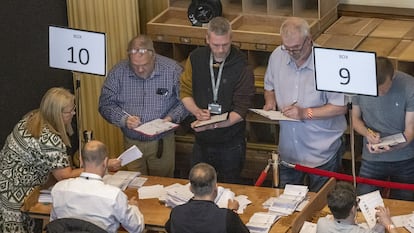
[193, 112, 229, 128]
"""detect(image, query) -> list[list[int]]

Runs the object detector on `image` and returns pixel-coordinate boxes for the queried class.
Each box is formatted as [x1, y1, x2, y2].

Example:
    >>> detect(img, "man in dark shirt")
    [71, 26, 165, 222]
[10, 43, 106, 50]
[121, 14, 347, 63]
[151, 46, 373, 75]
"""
[180, 16, 255, 184]
[165, 163, 249, 233]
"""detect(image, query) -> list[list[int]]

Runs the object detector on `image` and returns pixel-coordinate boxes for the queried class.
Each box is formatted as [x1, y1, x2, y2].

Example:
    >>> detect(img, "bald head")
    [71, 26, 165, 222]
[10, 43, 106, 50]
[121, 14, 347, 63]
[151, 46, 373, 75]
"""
[81, 140, 108, 168]
[189, 163, 217, 197]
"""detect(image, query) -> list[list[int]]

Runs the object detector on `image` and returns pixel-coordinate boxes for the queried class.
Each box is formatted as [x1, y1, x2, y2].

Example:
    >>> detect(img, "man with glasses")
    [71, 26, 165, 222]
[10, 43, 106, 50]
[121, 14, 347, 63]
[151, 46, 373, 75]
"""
[180, 16, 255, 184]
[99, 35, 188, 177]
[263, 17, 347, 191]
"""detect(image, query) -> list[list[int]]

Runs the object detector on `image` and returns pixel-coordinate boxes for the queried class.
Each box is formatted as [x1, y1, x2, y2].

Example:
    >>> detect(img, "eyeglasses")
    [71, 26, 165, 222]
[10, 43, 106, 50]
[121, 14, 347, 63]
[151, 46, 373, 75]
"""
[281, 37, 308, 54]
[128, 48, 153, 56]
[62, 105, 76, 115]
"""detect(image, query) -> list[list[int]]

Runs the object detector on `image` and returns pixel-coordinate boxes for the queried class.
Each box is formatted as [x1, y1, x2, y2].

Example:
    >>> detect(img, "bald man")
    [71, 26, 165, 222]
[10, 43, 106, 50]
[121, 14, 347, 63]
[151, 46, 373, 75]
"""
[165, 163, 249, 233]
[51, 140, 144, 233]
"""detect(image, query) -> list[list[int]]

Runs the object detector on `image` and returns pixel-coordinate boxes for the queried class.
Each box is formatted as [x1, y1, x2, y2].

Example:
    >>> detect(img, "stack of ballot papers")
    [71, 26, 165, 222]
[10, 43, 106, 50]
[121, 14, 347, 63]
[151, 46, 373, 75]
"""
[103, 171, 140, 191]
[398, 213, 414, 232]
[246, 212, 281, 233]
[38, 187, 53, 203]
[268, 184, 308, 216]
[164, 183, 194, 207]
[139, 182, 251, 213]
[127, 176, 148, 189]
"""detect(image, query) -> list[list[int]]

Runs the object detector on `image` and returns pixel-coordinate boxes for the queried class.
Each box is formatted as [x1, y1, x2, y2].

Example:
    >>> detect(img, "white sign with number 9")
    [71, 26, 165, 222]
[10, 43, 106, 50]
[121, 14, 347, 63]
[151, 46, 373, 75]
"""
[313, 47, 377, 96]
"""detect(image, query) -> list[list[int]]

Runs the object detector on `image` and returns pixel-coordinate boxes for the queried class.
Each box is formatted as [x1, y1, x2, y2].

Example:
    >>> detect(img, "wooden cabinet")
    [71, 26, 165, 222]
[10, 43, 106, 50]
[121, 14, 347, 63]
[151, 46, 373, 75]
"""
[316, 16, 414, 77]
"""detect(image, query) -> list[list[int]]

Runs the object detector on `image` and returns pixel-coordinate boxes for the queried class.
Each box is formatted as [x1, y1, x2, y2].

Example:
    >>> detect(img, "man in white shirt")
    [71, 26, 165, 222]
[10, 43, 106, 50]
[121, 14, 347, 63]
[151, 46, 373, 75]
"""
[50, 140, 144, 233]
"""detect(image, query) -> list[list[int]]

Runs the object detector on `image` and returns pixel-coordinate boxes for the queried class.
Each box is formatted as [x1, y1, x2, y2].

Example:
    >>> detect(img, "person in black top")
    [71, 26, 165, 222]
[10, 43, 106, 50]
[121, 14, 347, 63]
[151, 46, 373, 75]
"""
[180, 16, 255, 184]
[165, 163, 249, 233]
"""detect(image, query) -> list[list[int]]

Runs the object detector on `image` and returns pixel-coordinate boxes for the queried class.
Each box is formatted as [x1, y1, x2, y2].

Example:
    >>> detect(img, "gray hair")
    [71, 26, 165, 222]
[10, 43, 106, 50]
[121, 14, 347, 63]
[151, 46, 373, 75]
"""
[189, 163, 217, 196]
[207, 16, 231, 36]
[280, 17, 310, 40]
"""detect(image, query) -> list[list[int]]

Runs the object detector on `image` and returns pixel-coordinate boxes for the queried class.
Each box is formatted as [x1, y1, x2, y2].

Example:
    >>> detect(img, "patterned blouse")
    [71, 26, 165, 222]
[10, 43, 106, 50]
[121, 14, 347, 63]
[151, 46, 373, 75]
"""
[0, 118, 70, 233]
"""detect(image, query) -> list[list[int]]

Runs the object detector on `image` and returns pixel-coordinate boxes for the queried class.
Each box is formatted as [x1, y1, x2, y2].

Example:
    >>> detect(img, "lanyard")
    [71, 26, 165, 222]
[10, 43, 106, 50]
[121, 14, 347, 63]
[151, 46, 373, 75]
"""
[80, 175, 102, 181]
[209, 53, 225, 103]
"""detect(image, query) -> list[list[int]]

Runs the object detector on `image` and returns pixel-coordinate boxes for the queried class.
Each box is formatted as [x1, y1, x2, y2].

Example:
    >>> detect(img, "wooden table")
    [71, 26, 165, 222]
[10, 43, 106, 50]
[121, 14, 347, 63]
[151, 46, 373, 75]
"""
[22, 175, 323, 233]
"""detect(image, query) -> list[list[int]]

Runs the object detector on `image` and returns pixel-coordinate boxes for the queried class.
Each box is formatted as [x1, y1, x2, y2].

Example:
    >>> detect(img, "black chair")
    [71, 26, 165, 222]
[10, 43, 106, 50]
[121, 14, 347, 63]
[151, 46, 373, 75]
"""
[44, 218, 108, 233]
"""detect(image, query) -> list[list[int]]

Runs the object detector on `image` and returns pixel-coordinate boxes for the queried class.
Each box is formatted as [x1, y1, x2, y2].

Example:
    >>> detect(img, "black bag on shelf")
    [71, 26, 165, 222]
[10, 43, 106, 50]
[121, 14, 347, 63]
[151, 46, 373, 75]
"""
[188, 0, 222, 27]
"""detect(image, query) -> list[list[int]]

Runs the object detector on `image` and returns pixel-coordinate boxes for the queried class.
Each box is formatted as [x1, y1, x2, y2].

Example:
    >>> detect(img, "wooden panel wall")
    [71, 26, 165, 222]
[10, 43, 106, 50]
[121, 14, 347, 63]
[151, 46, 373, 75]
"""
[66, 0, 140, 157]
[139, 0, 169, 33]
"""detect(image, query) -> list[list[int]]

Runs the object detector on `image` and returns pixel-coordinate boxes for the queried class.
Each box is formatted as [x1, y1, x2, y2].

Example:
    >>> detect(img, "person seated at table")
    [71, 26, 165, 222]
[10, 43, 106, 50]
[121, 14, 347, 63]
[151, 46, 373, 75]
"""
[165, 162, 249, 233]
[317, 182, 397, 233]
[50, 140, 144, 233]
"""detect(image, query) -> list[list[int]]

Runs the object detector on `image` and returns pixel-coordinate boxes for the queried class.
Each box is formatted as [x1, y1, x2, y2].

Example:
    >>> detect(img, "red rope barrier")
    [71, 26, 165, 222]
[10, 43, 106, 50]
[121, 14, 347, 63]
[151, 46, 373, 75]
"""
[255, 164, 270, 186]
[294, 164, 414, 191]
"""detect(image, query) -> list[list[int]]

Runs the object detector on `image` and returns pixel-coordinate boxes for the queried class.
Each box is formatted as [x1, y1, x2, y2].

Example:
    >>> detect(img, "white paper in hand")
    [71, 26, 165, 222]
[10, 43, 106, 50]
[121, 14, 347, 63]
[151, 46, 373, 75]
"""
[358, 190, 385, 229]
[117, 145, 142, 166]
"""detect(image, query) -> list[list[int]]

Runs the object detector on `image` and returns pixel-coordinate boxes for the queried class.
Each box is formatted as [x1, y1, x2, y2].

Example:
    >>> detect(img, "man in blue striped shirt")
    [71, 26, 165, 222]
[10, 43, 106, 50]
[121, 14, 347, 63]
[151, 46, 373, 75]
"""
[99, 35, 188, 177]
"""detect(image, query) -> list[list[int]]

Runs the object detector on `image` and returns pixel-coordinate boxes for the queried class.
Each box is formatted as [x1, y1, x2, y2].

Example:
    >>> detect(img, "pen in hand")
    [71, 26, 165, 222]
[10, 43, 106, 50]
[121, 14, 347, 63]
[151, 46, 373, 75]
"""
[122, 110, 132, 117]
[367, 128, 379, 138]
[122, 110, 141, 128]
[282, 101, 298, 114]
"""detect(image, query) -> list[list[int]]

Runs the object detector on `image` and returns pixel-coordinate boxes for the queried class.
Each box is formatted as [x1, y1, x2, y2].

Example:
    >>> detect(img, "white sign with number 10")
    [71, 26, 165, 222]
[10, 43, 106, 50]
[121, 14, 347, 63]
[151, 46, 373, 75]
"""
[49, 25, 106, 76]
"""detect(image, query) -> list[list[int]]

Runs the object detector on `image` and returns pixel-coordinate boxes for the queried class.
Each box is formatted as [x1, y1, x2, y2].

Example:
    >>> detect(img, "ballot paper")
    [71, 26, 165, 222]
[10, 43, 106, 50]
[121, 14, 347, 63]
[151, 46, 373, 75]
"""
[249, 109, 299, 121]
[38, 187, 53, 203]
[117, 145, 142, 166]
[358, 190, 385, 229]
[268, 184, 308, 216]
[161, 183, 250, 213]
[138, 184, 166, 199]
[103, 170, 140, 191]
[133, 119, 178, 136]
[299, 221, 317, 233]
[397, 213, 414, 232]
[127, 177, 148, 189]
[246, 212, 281, 233]
[371, 133, 406, 150]
[193, 112, 229, 128]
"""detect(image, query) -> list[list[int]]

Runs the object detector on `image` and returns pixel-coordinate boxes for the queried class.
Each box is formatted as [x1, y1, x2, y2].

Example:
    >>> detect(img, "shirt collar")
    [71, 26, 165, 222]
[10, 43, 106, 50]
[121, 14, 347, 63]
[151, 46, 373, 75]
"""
[284, 45, 315, 71]
[80, 172, 103, 181]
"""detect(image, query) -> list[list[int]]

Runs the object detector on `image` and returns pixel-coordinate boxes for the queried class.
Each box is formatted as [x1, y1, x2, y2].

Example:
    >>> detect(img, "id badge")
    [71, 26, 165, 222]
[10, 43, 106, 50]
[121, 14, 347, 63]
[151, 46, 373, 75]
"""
[208, 103, 222, 114]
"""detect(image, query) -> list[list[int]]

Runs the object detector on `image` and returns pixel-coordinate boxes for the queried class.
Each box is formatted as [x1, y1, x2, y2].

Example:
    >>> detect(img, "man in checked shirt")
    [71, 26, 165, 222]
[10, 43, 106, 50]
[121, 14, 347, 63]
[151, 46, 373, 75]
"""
[99, 35, 188, 177]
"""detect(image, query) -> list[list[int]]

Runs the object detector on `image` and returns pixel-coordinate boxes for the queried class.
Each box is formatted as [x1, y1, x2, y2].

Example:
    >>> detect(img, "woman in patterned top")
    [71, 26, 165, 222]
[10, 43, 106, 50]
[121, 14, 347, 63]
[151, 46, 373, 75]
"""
[0, 87, 83, 233]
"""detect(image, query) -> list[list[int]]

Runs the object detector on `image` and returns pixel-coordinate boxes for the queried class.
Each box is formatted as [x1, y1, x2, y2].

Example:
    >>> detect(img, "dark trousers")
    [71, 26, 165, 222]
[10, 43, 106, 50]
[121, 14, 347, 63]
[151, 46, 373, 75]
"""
[192, 137, 246, 184]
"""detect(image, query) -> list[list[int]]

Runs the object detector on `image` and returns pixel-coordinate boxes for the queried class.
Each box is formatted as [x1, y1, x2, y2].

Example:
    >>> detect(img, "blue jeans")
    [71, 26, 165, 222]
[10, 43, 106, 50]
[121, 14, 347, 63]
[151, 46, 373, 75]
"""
[278, 141, 344, 192]
[357, 158, 414, 201]
[192, 138, 246, 184]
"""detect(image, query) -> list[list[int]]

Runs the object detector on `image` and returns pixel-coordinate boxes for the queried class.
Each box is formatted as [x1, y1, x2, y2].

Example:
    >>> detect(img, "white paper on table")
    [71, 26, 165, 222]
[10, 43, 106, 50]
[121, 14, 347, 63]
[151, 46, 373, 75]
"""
[117, 145, 142, 166]
[103, 171, 140, 190]
[138, 184, 165, 199]
[128, 177, 148, 188]
[299, 221, 317, 233]
[391, 213, 413, 228]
